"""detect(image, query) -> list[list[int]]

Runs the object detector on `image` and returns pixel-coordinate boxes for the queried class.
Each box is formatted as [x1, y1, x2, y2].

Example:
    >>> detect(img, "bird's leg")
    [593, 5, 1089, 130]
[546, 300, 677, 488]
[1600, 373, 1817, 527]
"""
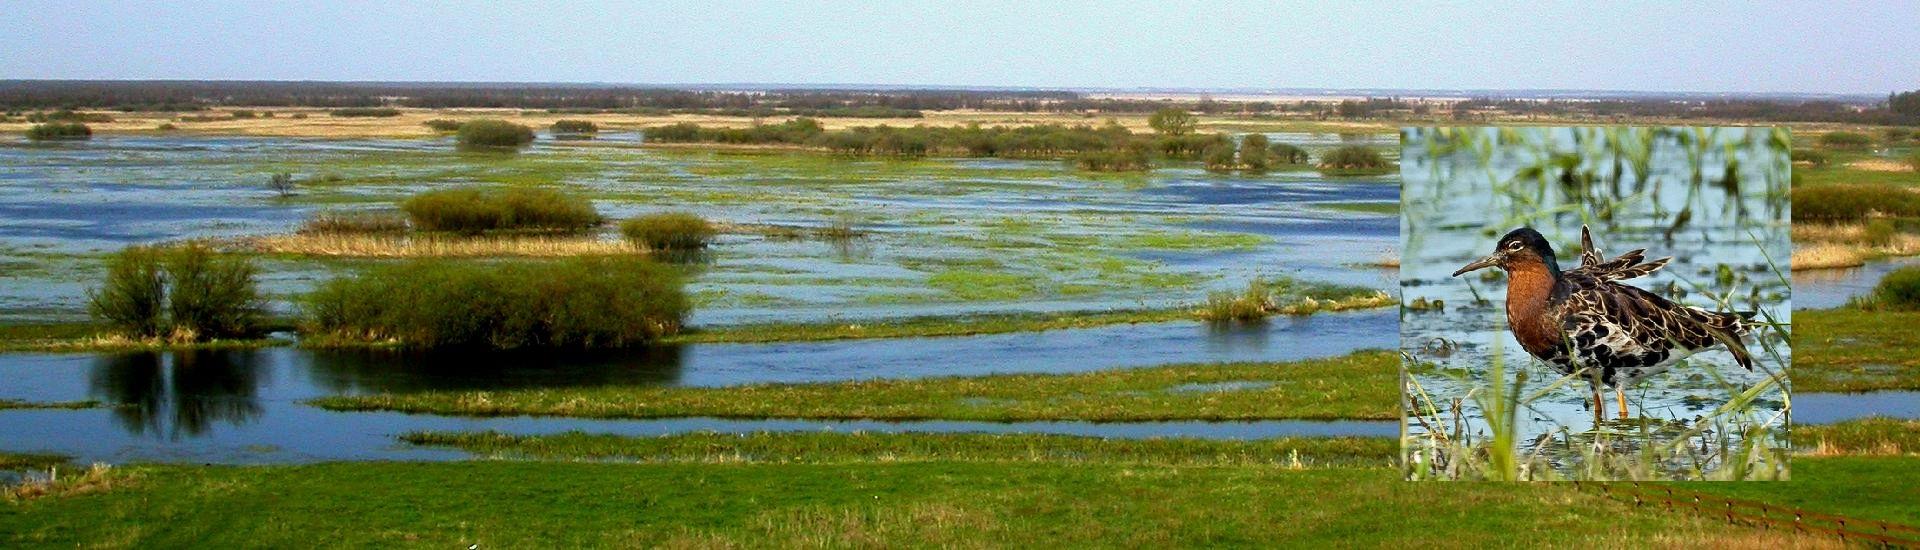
[1590, 382, 1604, 426]
[1615, 387, 1629, 420]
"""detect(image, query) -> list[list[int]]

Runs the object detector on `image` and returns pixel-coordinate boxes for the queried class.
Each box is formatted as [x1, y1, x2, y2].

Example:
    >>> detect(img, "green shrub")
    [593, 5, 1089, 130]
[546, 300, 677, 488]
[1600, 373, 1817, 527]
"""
[423, 119, 463, 132]
[401, 187, 601, 234]
[87, 247, 167, 338]
[1863, 218, 1898, 246]
[456, 119, 536, 148]
[1791, 184, 1920, 222]
[1074, 145, 1152, 172]
[1317, 145, 1391, 175]
[86, 245, 262, 341]
[1871, 266, 1920, 310]
[1790, 149, 1829, 166]
[1886, 128, 1913, 143]
[1269, 143, 1311, 164]
[1818, 131, 1873, 149]
[551, 119, 599, 134]
[329, 107, 402, 118]
[621, 212, 715, 250]
[163, 245, 265, 340]
[1202, 143, 1238, 173]
[25, 122, 91, 140]
[304, 257, 689, 349]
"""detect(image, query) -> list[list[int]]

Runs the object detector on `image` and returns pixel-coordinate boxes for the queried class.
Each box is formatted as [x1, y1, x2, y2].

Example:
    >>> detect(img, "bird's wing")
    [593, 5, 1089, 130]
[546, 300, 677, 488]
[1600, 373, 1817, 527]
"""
[1561, 273, 1751, 370]
[1579, 225, 1604, 267]
[1566, 249, 1670, 282]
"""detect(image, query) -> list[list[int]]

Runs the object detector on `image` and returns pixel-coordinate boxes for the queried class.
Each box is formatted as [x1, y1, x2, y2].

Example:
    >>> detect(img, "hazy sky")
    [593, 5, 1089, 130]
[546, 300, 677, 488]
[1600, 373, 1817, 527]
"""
[4, 1, 1917, 94]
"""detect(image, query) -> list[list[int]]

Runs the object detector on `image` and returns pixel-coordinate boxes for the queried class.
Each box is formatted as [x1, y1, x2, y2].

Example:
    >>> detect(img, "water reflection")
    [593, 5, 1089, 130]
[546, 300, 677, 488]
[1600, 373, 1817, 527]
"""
[302, 346, 686, 394]
[88, 350, 268, 439]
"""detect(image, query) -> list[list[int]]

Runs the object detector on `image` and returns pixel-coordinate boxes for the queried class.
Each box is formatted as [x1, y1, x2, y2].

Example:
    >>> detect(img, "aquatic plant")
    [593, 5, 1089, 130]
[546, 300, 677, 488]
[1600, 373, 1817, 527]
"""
[1201, 280, 1273, 322]
[400, 187, 602, 234]
[86, 244, 263, 341]
[621, 212, 715, 250]
[303, 257, 688, 349]
[328, 107, 402, 118]
[456, 119, 536, 148]
[25, 122, 91, 140]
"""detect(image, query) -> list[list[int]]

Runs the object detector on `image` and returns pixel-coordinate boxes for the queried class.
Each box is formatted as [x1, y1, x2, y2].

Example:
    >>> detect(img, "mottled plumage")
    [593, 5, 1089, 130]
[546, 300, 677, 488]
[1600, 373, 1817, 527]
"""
[1452, 225, 1753, 418]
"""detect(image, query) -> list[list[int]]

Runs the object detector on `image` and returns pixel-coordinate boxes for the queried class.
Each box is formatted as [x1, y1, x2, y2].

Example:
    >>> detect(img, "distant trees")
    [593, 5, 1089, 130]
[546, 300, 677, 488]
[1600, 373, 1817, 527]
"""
[1148, 108, 1196, 136]
[1317, 145, 1393, 175]
[1892, 90, 1920, 117]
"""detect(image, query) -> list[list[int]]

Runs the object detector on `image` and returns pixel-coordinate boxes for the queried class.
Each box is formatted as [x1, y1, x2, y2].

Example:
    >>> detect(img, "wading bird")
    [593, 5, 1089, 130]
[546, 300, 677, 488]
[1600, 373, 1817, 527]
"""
[1451, 226, 1752, 421]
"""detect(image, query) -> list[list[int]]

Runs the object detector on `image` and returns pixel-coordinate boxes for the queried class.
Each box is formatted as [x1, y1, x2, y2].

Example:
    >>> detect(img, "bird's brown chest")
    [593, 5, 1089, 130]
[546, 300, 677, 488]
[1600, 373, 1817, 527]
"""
[1505, 266, 1565, 359]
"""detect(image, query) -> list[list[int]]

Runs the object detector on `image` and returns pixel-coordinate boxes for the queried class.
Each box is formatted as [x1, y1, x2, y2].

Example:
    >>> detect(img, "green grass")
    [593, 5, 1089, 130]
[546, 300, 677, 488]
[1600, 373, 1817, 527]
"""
[0, 452, 69, 471]
[402, 431, 1396, 468]
[0, 460, 1821, 548]
[1316, 201, 1400, 215]
[309, 350, 1400, 421]
[1796, 307, 1920, 392]
[0, 399, 101, 411]
[1792, 417, 1920, 455]
[668, 308, 1197, 344]
[1668, 456, 1920, 528]
[0, 321, 289, 353]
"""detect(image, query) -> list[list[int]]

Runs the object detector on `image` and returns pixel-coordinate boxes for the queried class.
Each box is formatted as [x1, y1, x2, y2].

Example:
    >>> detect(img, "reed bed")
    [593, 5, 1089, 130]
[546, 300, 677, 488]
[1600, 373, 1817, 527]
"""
[242, 232, 635, 258]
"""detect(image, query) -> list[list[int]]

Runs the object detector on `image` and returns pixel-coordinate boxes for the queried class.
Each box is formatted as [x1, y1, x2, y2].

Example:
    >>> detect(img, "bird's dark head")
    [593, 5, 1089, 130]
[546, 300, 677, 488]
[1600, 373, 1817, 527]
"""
[1451, 227, 1561, 277]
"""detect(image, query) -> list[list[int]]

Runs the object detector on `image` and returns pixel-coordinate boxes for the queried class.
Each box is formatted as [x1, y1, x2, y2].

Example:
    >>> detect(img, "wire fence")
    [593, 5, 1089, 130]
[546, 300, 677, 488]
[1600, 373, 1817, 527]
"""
[1572, 480, 1920, 548]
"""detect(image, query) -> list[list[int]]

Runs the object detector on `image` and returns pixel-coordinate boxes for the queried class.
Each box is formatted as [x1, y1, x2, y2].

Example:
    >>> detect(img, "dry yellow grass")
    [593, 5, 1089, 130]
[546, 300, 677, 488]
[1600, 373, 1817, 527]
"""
[1849, 158, 1916, 172]
[1791, 222, 1920, 270]
[239, 233, 638, 258]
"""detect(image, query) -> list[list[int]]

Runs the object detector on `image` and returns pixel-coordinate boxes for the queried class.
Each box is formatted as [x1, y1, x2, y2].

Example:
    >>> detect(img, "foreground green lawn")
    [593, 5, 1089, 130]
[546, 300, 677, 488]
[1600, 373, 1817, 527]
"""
[3, 460, 1827, 548]
[1796, 308, 1920, 392]
[312, 350, 1399, 421]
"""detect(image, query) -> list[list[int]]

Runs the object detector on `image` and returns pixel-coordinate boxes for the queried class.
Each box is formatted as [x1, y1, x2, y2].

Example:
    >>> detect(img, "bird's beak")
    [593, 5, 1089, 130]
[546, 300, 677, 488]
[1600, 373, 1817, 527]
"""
[1452, 253, 1502, 277]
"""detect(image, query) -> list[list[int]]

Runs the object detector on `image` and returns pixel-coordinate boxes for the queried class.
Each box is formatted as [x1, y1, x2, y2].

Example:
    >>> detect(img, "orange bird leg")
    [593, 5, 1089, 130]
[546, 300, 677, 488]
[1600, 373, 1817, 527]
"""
[1615, 387, 1629, 420]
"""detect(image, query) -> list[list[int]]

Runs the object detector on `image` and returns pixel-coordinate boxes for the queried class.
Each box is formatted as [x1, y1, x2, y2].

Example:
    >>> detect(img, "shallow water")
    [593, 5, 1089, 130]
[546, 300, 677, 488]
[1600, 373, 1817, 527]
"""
[0, 134, 1398, 325]
[1793, 257, 1920, 310]
[0, 311, 1395, 464]
[1796, 391, 1920, 424]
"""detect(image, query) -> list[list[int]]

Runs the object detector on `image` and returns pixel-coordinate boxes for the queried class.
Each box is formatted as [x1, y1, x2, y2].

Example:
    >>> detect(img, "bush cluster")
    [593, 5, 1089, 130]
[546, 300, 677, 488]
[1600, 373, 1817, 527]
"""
[1871, 266, 1920, 310]
[1317, 145, 1392, 174]
[304, 258, 688, 349]
[550, 119, 599, 134]
[87, 245, 263, 341]
[25, 122, 92, 140]
[400, 187, 602, 234]
[456, 119, 536, 148]
[422, 119, 463, 132]
[621, 212, 715, 250]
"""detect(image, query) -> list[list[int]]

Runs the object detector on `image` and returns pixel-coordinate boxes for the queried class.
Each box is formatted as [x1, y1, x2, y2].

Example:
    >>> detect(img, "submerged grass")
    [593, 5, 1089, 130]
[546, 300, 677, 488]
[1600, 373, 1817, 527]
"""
[309, 350, 1401, 421]
[401, 431, 1397, 468]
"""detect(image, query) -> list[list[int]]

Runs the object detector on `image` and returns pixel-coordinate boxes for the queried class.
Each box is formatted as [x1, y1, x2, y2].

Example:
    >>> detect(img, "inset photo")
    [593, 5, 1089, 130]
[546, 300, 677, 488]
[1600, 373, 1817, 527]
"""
[1399, 127, 1791, 481]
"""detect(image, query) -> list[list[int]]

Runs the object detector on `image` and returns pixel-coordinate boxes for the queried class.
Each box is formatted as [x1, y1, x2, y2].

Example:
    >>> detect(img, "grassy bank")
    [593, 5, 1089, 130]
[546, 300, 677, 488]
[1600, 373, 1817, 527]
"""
[0, 321, 287, 353]
[1796, 307, 1920, 392]
[0, 460, 1828, 548]
[0, 399, 101, 411]
[310, 350, 1400, 421]
[1793, 418, 1920, 456]
[401, 431, 1396, 467]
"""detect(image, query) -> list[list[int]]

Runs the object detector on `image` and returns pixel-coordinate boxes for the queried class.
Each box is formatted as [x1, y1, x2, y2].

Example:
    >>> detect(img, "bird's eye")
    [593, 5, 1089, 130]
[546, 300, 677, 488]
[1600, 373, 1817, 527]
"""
[1506, 241, 1523, 252]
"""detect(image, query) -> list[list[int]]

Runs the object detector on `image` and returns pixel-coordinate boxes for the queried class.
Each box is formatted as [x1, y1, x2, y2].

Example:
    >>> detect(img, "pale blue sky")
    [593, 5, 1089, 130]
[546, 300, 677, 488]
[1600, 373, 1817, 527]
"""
[3, 1, 1916, 93]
